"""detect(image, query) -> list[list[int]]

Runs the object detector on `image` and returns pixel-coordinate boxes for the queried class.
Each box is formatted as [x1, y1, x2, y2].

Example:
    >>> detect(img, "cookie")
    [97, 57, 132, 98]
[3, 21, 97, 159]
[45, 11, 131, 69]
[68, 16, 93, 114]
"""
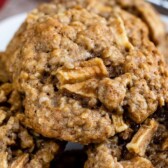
[113, 0, 168, 65]
[53, 0, 166, 42]
[85, 107, 168, 168]
[4, 1, 168, 145]
[0, 83, 65, 168]
[4, 0, 152, 78]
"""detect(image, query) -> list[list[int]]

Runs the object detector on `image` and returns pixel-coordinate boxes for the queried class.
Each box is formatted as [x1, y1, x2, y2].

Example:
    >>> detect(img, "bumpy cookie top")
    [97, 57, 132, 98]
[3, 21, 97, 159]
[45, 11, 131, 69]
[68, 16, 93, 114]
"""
[52, 0, 166, 44]
[4, 3, 168, 144]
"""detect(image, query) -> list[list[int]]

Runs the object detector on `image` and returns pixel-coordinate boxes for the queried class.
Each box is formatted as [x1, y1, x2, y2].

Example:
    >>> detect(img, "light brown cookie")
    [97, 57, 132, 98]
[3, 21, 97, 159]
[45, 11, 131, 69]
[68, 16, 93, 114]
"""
[115, 0, 166, 45]
[4, 2, 168, 145]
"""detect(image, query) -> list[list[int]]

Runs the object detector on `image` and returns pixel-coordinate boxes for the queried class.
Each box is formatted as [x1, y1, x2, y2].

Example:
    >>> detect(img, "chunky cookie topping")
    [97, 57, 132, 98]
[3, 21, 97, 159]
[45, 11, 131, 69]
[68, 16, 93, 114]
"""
[3, 2, 168, 145]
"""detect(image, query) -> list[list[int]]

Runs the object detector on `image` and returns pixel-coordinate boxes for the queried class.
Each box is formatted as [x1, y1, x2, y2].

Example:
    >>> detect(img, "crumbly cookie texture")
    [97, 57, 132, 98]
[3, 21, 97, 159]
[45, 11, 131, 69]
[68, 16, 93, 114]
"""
[115, 0, 166, 45]
[53, 0, 166, 42]
[0, 83, 64, 168]
[84, 107, 168, 168]
[52, 0, 168, 62]
[4, 2, 168, 145]
[84, 127, 155, 168]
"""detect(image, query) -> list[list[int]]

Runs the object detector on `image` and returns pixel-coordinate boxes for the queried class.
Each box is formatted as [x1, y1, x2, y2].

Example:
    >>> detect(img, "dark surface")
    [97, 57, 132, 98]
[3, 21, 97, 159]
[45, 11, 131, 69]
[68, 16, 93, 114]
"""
[51, 150, 87, 168]
[153, 4, 168, 15]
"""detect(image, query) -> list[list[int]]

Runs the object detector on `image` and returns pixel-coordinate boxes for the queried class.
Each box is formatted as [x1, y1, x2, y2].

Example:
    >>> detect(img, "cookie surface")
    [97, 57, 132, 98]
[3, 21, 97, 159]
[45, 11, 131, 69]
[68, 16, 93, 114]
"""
[52, 0, 166, 41]
[85, 107, 168, 168]
[4, 1, 168, 145]
[52, 0, 168, 62]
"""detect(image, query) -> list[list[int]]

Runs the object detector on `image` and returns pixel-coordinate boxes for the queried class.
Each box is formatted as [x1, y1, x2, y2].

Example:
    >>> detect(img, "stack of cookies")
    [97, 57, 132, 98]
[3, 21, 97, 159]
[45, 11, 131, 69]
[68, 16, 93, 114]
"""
[0, 0, 168, 167]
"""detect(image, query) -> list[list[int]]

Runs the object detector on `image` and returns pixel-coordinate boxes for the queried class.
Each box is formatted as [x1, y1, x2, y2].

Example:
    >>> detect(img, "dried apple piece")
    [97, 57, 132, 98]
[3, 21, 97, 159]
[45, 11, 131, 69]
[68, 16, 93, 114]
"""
[0, 152, 8, 168]
[162, 137, 168, 151]
[126, 119, 158, 156]
[10, 154, 29, 168]
[102, 46, 125, 66]
[110, 15, 133, 50]
[134, 1, 165, 44]
[112, 113, 128, 133]
[61, 78, 99, 98]
[98, 73, 132, 111]
[56, 58, 108, 85]
[120, 157, 154, 168]
[0, 117, 19, 146]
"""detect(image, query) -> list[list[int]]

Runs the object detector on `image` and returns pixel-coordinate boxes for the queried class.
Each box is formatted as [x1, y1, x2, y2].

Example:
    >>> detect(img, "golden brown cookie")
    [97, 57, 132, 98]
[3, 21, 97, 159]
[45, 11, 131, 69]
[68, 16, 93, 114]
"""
[0, 83, 65, 168]
[115, 0, 166, 45]
[4, 2, 168, 145]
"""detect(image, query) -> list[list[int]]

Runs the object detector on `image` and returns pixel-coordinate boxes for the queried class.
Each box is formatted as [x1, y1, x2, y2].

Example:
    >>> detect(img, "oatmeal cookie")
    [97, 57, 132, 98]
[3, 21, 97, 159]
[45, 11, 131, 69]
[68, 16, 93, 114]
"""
[52, 0, 166, 42]
[114, 0, 168, 64]
[4, 3, 168, 144]
[85, 107, 168, 168]
[0, 82, 65, 168]
[4, 0, 152, 77]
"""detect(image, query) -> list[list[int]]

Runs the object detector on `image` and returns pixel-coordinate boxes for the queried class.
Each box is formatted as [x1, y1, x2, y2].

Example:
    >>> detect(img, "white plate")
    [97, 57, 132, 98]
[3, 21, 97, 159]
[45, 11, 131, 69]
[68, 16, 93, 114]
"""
[0, 13, 27, 51]
[0, 13, 167, 150]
